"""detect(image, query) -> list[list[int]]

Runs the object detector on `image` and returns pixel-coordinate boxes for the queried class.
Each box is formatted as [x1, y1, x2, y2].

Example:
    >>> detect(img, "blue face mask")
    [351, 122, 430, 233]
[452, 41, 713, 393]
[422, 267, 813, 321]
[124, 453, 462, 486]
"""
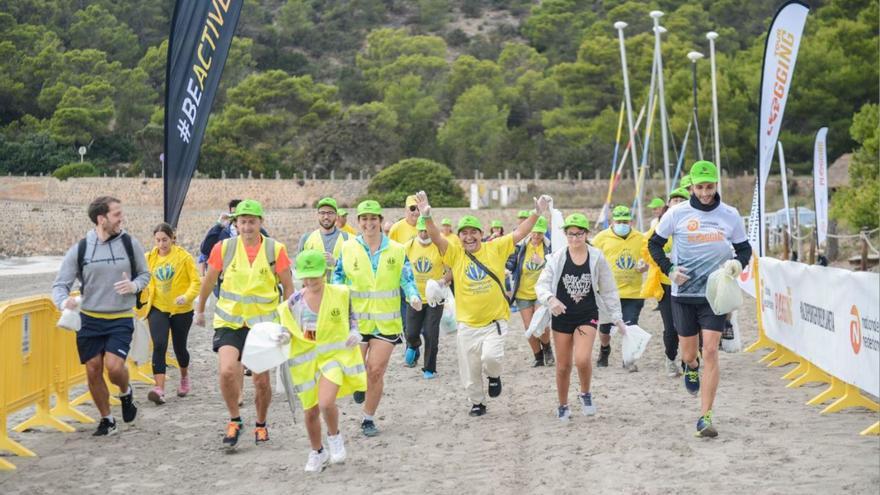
[613, 223, 631, 237]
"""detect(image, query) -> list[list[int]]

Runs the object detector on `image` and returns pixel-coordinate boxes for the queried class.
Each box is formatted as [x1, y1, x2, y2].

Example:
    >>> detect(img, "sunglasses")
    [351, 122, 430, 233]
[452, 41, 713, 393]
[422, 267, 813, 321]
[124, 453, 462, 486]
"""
[408, 206, 418, 212]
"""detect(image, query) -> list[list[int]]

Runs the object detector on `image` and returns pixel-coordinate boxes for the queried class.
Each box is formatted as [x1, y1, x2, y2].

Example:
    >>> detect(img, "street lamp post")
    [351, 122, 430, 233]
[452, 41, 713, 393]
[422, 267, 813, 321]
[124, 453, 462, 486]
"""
[687, 51, 705, 162]
[614, 21, 643, 228]
[650, 11, 672, 197]
[706, 31, 722, 192]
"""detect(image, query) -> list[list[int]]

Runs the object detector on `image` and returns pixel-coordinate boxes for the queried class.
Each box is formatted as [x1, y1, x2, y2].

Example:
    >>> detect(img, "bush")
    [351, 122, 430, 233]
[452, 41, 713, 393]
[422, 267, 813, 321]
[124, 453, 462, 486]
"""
[52, 162, 99, 181]
[365, 158, 466, 207]
[831, 103, 879, 230]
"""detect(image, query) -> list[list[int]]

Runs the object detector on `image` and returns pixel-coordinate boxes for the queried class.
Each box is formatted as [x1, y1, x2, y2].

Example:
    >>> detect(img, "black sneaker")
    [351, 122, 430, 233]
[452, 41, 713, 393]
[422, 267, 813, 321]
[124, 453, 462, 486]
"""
[353, 391, 366, 404]
[597, 345, 610, 368]
[532, 352, 544, 367]
[120, 389, 137, 423]
[244, 367, 253, 377]
[361, 419, 379, 437]
[93, 418, 118, 437]
[488, 377, 502, 398]
[223, 421, 242, 450]
[543, 344, 555, 366]
[468, 403, 487, 417]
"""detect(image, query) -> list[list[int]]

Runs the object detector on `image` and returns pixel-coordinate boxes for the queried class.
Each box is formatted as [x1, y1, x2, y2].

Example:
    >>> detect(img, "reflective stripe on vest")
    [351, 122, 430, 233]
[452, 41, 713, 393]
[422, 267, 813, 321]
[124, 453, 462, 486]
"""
[217, 290, 277, 304]
[349, 289, 399, 299]
[341, 239, 404, 335]
[213, 236, 282, 329]
[214, 306, 277, 327]
[352, 311, 401, 321]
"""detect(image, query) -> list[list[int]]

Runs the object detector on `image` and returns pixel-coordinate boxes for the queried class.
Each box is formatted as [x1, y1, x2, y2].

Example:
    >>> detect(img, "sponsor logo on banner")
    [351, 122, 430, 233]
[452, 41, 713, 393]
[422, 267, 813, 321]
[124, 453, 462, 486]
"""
[799, 301, 834, 333]
[774, 287, 793, 326]
[850, 305, 862, 354]
[851, 305, 880, 354]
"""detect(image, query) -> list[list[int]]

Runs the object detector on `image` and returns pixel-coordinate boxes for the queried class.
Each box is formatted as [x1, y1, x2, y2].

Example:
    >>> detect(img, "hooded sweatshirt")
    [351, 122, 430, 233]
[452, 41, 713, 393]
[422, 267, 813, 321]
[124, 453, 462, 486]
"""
[52, 229, 151, 316]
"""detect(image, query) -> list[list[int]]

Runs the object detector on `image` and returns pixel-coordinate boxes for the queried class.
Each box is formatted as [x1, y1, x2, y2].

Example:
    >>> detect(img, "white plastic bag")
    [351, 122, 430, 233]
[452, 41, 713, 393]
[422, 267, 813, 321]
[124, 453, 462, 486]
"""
[242, 322, 291, 373]
[440, 289, 457, 334]
[549, 203, 565, 252]
[706, 267, 744, 315]
[524, 304, 551, 338]
[620, 325, 651, 367]
[425, 279, 446, 307]
[721, 310, 743, 353]
[57, 296, 82, 331]
[130, 318, 151, 364]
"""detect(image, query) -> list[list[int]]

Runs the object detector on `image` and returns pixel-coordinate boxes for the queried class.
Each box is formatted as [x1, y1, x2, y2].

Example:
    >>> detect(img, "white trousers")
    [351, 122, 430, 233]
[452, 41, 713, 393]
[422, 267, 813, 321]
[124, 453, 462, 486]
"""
[456, 320, 507, 404]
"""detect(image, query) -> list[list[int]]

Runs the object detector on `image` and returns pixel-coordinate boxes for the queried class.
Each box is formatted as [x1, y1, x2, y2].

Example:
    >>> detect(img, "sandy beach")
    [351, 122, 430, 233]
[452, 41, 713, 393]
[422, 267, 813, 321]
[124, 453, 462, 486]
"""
[0, 272, 878, 494]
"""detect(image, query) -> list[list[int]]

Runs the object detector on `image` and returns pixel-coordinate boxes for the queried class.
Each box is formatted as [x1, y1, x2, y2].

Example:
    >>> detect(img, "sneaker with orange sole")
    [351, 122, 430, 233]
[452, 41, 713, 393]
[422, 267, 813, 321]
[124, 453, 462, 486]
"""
[222, 421, 241, 450]
[255, 425, 269, 444]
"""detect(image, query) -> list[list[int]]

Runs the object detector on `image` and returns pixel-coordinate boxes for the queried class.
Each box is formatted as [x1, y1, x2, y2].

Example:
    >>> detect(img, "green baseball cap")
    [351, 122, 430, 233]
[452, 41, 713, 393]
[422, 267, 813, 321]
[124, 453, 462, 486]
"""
[416, 216, 427, 230]
[690, 160, 719, 184]
[457, 215, 483, 233]
[612, 205, 632, 221]
[680, 174, 693, 189]
[316, 197, 337, 211]
[232, 199, 264, 218]
[441, 218, 452, 226]
[562, 213, 590, 231]
[357, 200, 383, 217]
[669, 187, 690, 200]
[338, 208, 348, 216]
[532, 216, 548, 234]
[491, 220, 503, 229]
[295, 249, 327, 279]
[517, 210, 530, 219]
[647, 197, 665, 209]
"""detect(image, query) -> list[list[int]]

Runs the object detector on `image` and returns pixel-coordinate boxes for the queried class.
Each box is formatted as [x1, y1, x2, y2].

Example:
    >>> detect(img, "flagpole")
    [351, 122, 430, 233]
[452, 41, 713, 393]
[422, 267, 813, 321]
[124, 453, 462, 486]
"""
[650, 11, 672, 197]
[614, 21, 643, 230]
[707, 31, 722, 194]
[687, 51, 705, 162]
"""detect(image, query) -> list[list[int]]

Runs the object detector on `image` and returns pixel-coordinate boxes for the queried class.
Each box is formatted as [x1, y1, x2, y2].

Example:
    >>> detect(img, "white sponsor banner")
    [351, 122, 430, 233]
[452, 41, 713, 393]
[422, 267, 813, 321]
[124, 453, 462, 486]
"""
[756, 1, 810, 255]
[737, 256, 757, 298]
[813, 127, 829, 245]
[759, 257, 879, 396]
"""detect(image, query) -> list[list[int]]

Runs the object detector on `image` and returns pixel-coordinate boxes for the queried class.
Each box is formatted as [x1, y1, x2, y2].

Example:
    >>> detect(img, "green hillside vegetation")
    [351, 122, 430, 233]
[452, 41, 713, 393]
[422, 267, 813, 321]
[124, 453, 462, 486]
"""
[0, 0, 876, 185]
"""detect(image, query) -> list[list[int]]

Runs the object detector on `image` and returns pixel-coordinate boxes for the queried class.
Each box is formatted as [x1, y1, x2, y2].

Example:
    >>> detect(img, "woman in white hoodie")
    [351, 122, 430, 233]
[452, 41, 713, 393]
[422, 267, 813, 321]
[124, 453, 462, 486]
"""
[536, 213, 626, 421]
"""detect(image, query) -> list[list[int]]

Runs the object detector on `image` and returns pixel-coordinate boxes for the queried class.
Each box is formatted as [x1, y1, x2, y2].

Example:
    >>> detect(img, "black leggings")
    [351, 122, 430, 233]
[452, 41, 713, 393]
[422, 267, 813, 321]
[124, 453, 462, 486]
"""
[147, 308, 193, 374]
[658, 284, 678, 361]
[405, 304, 443, 373]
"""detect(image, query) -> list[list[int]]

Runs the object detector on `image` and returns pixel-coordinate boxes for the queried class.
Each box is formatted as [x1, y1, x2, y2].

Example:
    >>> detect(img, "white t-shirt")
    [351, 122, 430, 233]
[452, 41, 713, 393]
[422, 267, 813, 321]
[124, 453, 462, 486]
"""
[655, 199, 747, 299]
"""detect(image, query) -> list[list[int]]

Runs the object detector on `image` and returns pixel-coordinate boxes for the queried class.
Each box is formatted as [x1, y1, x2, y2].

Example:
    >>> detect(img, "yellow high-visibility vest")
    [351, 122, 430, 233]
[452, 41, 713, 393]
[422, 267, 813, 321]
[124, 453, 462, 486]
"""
[340, 238, 405, 335]
[278, 284, 366, 409]
[303, 229, 348, 280]
[213, 236, 283, 329]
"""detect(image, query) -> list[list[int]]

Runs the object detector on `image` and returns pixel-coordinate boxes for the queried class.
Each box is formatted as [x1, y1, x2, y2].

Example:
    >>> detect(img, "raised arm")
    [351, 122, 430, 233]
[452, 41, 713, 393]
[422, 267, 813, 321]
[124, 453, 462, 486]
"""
[511, 195, 552, 244]
[415, 191, 448, 255]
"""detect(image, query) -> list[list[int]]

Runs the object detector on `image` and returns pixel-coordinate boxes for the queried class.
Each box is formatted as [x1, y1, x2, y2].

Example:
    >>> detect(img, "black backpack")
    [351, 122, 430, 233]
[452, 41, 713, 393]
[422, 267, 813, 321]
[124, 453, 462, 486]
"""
[77, 232, 144, 308]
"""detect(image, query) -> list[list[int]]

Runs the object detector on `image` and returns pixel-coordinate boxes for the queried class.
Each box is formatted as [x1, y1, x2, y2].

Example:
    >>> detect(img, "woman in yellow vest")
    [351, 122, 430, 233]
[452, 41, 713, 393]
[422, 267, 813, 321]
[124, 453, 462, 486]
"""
[296, 197, 349, 281]
[641, 187, 690, 377]
[404, 217, 452, 378]
[591, 205, 649, 369]
[195, 199, 295, 450]
[141, 222, 200, 405]
[277, 250, 365, 472]
[332, 200, 421, 437]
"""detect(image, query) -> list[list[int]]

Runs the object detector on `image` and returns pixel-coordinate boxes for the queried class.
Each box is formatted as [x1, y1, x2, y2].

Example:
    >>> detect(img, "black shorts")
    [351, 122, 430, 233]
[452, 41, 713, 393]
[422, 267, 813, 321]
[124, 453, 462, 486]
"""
[360, 332, 403, 345]
[77, 314, 134, 364]
[552, 313, 599, 334]
[213, 327, 250, 359]
[672, 301, 727, 337]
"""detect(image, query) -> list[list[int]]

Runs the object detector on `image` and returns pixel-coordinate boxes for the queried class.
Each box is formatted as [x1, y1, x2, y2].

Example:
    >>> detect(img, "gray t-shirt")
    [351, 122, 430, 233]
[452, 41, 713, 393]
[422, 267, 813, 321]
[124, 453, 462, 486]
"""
[296, 227, 348, 254]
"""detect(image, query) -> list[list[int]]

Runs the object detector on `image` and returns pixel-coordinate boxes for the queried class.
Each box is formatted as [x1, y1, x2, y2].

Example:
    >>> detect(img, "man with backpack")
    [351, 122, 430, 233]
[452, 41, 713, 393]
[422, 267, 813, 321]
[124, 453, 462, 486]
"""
[197, 199, 240, 275]
[52, 196, 151, 436]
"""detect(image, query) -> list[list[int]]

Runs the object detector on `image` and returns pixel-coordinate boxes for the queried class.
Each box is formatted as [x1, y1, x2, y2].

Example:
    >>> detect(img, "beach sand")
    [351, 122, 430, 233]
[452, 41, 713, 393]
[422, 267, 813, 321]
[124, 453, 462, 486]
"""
[1, 273, 878, 494]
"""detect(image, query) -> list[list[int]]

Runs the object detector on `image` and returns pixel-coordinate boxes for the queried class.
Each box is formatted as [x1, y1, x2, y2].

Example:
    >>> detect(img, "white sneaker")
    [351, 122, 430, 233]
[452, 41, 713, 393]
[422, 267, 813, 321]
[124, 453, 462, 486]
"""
[665, 358, 681, 377]
[556, 404, 571, 422]
[327, 432, 346, 464]
[578, 392, 597, 416]
[304, 449, 330, 473]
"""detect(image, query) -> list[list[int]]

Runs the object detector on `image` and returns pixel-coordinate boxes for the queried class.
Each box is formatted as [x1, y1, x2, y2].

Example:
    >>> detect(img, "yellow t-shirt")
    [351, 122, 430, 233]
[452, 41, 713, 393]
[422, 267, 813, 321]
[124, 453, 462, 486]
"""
[388, 219, 418, 244]
[405, 239, 446, 302]
[443, 234, 515, 327]
[443, 233, 461, 248]
[592, 228, 646, 299]
[515, 241, 545, 300]
[144, 245, 201, 314]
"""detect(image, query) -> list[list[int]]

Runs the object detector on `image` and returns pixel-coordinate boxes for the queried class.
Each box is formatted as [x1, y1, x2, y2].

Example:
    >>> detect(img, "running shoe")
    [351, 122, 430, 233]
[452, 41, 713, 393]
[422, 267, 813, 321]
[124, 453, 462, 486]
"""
[404, 347, 419, 368]
[488, 377, 502, 398]
[597, 345, 610, 368]
[578, 392, 597, 416]
[361, 419, 379, 437]
[353, 391, 366, 404]
[147, 387, 165, 405]
[556, 404, 571, 422]
[223, 421, 242, 450]
[120, 388, 138, 423]
[254, 425, 269, 444]
[93, 417, 118, 437]
[468, 403, 487, 417]
[304, 448, 330, 472]
[665, 358, 681, 377]
[683, 364, 701, 396]
[543, 345, 555, 366]
[327, 432, 346, 464]
[694, 411, 718, 438]
[178, 376, 191, 397]
[423, 370, 437, 379]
